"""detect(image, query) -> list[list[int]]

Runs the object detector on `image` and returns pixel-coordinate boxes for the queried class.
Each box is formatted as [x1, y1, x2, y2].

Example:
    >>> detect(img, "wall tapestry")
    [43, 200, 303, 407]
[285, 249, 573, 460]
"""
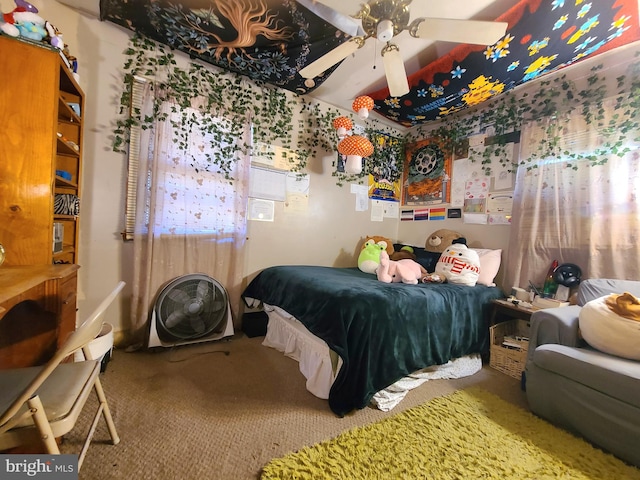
[99, 0, 348, 94]
[368, 0, 640, 126]
[402, 139, 452, 206]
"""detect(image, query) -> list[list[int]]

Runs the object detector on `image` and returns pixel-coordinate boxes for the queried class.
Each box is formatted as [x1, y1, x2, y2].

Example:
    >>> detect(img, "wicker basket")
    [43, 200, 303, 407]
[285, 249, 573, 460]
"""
[489, 319, 530, 380]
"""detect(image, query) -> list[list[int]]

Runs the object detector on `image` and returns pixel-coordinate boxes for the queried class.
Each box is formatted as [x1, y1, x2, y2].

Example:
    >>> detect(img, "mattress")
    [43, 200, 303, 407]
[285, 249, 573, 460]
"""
[262, 303, 482, 411]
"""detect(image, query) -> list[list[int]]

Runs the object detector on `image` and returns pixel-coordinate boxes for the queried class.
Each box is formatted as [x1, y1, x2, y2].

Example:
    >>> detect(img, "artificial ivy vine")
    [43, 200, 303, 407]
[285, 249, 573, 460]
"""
[113, 34, 402, 184]
[114, 35, 639, 185]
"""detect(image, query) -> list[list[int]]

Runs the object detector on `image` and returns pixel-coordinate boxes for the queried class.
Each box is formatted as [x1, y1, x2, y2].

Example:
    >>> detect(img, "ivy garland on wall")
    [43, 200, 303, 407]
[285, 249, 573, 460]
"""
[113, 34, 402, 184]
[114, 36, 640, 185]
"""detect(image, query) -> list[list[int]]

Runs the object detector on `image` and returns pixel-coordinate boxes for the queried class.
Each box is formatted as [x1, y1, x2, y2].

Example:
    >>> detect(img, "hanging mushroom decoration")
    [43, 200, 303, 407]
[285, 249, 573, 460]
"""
[332, 116, 353, 140]
[352, 95, 374, 120]
[337, 135, 374, 175]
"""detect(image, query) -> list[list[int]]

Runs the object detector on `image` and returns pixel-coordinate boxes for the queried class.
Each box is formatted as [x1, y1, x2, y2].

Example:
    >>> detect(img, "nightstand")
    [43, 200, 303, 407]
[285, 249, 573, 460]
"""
[488, 299, 533, 382]
[489, 298, 534, 326]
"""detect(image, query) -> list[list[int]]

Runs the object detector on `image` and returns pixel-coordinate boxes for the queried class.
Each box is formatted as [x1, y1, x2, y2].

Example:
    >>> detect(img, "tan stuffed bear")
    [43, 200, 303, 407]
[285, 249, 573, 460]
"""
[425, 229, 462, 253]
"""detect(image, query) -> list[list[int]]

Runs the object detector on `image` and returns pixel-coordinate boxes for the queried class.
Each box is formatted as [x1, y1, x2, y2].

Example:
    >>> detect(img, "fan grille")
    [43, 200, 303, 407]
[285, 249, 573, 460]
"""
[154, 274, 228, 341]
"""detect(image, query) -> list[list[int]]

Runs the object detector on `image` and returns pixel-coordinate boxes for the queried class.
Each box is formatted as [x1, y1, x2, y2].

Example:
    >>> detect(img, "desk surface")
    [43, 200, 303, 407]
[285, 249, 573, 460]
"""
[0, 265, 79, 310]
[0, 264, 79, 368]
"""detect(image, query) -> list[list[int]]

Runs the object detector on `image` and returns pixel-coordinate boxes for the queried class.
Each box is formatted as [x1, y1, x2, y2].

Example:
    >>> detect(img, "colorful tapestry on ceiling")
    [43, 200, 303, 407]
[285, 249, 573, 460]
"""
[368, 0, 640, 127]
[98, 0, 347, 94]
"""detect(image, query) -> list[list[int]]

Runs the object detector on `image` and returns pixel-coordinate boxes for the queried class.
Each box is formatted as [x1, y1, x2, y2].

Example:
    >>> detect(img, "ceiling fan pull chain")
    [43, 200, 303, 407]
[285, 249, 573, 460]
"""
[373, 44, 377, 70]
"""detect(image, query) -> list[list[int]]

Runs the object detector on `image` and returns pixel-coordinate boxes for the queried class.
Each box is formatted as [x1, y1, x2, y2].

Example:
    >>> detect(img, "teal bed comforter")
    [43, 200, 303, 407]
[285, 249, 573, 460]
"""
[242, 266, 503, 416]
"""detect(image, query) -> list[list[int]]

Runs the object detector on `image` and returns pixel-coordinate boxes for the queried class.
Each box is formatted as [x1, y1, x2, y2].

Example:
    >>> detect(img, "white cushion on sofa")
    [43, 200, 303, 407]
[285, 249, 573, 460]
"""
[579, 295, 640, 361]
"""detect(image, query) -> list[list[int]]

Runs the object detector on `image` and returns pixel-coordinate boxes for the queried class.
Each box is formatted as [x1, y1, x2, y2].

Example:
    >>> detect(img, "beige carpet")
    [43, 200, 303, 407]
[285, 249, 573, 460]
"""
[263, 388, 640, 479]
[61, 333, 532, 479]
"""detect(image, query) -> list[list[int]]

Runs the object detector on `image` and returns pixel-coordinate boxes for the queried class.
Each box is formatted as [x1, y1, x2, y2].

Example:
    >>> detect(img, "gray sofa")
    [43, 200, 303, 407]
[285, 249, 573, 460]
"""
[525, 278, 640, 467]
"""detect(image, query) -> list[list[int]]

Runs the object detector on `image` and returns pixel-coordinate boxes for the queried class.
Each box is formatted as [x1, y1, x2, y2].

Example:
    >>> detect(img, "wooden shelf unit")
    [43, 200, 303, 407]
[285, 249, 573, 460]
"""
[0, 35, 84, 266]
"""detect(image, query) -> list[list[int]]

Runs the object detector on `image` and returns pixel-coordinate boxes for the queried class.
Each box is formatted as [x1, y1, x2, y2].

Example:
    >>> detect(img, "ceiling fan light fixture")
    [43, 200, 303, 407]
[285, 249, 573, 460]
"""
[381, 43, 409, 97]
[377, 19, 395, 42]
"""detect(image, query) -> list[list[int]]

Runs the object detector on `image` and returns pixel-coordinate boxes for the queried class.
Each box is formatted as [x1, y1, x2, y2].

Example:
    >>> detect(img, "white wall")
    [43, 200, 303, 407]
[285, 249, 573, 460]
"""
[11, 1, 512, 343]
[244, 152, 399, 280]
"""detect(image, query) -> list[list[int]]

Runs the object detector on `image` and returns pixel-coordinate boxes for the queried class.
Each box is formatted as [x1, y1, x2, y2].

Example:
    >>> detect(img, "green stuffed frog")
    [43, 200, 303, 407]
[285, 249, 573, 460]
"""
[358, 238, 387, 274]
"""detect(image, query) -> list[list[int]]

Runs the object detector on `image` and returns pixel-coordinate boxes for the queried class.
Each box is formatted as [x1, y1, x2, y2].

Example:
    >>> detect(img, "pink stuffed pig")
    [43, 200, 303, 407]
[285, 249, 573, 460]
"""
[376, 250, 425, 285]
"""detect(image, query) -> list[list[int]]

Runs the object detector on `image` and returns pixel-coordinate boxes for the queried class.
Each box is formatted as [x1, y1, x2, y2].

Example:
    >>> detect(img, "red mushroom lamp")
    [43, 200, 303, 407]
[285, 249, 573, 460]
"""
[332, 116, 353, 140]
[352, 95, 374, 120]
[337, 135, 374, 175]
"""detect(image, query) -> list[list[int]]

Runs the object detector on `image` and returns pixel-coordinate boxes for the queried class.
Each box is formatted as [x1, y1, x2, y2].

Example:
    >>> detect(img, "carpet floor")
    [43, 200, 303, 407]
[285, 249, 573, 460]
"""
[56, 333, 629, 479]
[262, 388, 640, 479]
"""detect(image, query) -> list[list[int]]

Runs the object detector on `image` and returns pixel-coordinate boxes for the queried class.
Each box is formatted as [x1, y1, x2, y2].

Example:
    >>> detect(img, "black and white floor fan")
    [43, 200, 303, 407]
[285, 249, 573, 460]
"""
[148, 273, 234, 348]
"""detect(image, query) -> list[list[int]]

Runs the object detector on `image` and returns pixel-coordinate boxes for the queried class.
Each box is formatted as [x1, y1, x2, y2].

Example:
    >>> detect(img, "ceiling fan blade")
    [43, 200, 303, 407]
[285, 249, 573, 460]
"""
[410, 18, 508, 45]
[299, 36, 366, 79]
[295, 0, 364, 37]
[381, 43, 409, 97]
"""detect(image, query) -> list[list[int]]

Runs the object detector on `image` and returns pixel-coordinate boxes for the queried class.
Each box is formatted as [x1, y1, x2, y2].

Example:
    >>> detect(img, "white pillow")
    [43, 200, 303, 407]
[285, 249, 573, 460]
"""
[471, 249, 502, 286]
[579, 295, 640, 360]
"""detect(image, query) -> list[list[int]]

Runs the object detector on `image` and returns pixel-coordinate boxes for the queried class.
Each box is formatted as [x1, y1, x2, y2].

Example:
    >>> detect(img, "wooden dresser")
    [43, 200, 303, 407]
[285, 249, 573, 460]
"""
[0, 264, 79, 369]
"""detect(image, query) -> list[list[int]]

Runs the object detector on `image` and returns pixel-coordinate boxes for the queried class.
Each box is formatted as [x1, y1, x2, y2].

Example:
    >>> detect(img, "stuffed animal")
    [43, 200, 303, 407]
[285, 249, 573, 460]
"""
[425, 229, 462, 253]
[376, 250, 426, 285]
[390, 245, 416, 261]
[358, 238, 387, 274]
[2, 8, 46, 41]
[1, 0, 38, 37]
[16, 11, 46, 40]
[435, 239, 480, 286]
[361, 235, 394, 256]
[45, 21, 64, 50]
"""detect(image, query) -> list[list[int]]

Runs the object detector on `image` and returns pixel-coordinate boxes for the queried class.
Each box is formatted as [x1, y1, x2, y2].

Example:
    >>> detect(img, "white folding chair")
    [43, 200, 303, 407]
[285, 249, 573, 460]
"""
[0, 281, 125, 469]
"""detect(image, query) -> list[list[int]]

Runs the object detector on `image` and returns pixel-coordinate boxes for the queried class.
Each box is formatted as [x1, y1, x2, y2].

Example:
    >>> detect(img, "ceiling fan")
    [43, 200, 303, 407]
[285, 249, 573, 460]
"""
[298, 0, 508, 97]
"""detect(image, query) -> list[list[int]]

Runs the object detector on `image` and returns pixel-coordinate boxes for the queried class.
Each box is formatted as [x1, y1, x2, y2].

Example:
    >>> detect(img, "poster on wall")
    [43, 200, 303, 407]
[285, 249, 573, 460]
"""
[402, 138, 452, 206]
[368, 132, 402, 202]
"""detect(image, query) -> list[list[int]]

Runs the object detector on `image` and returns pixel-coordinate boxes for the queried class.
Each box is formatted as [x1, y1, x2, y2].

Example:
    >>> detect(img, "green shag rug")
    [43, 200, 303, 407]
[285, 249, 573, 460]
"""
[262, 388, 640, 479]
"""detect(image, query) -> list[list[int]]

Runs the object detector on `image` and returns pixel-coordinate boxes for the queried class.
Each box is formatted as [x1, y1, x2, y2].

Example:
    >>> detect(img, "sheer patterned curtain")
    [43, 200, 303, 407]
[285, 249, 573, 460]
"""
[129, 81, 250, 344]
[505, 97, 640, 292]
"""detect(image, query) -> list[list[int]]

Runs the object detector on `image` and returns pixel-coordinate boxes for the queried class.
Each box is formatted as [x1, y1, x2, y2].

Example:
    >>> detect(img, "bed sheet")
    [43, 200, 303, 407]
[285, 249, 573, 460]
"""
[243, 265, 504, 416]
[262, 304, 482, 411]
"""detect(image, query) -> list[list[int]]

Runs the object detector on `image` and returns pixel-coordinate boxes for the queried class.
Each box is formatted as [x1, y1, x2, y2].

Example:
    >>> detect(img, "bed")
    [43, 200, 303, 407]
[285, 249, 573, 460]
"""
[242, 265, 504, 416]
